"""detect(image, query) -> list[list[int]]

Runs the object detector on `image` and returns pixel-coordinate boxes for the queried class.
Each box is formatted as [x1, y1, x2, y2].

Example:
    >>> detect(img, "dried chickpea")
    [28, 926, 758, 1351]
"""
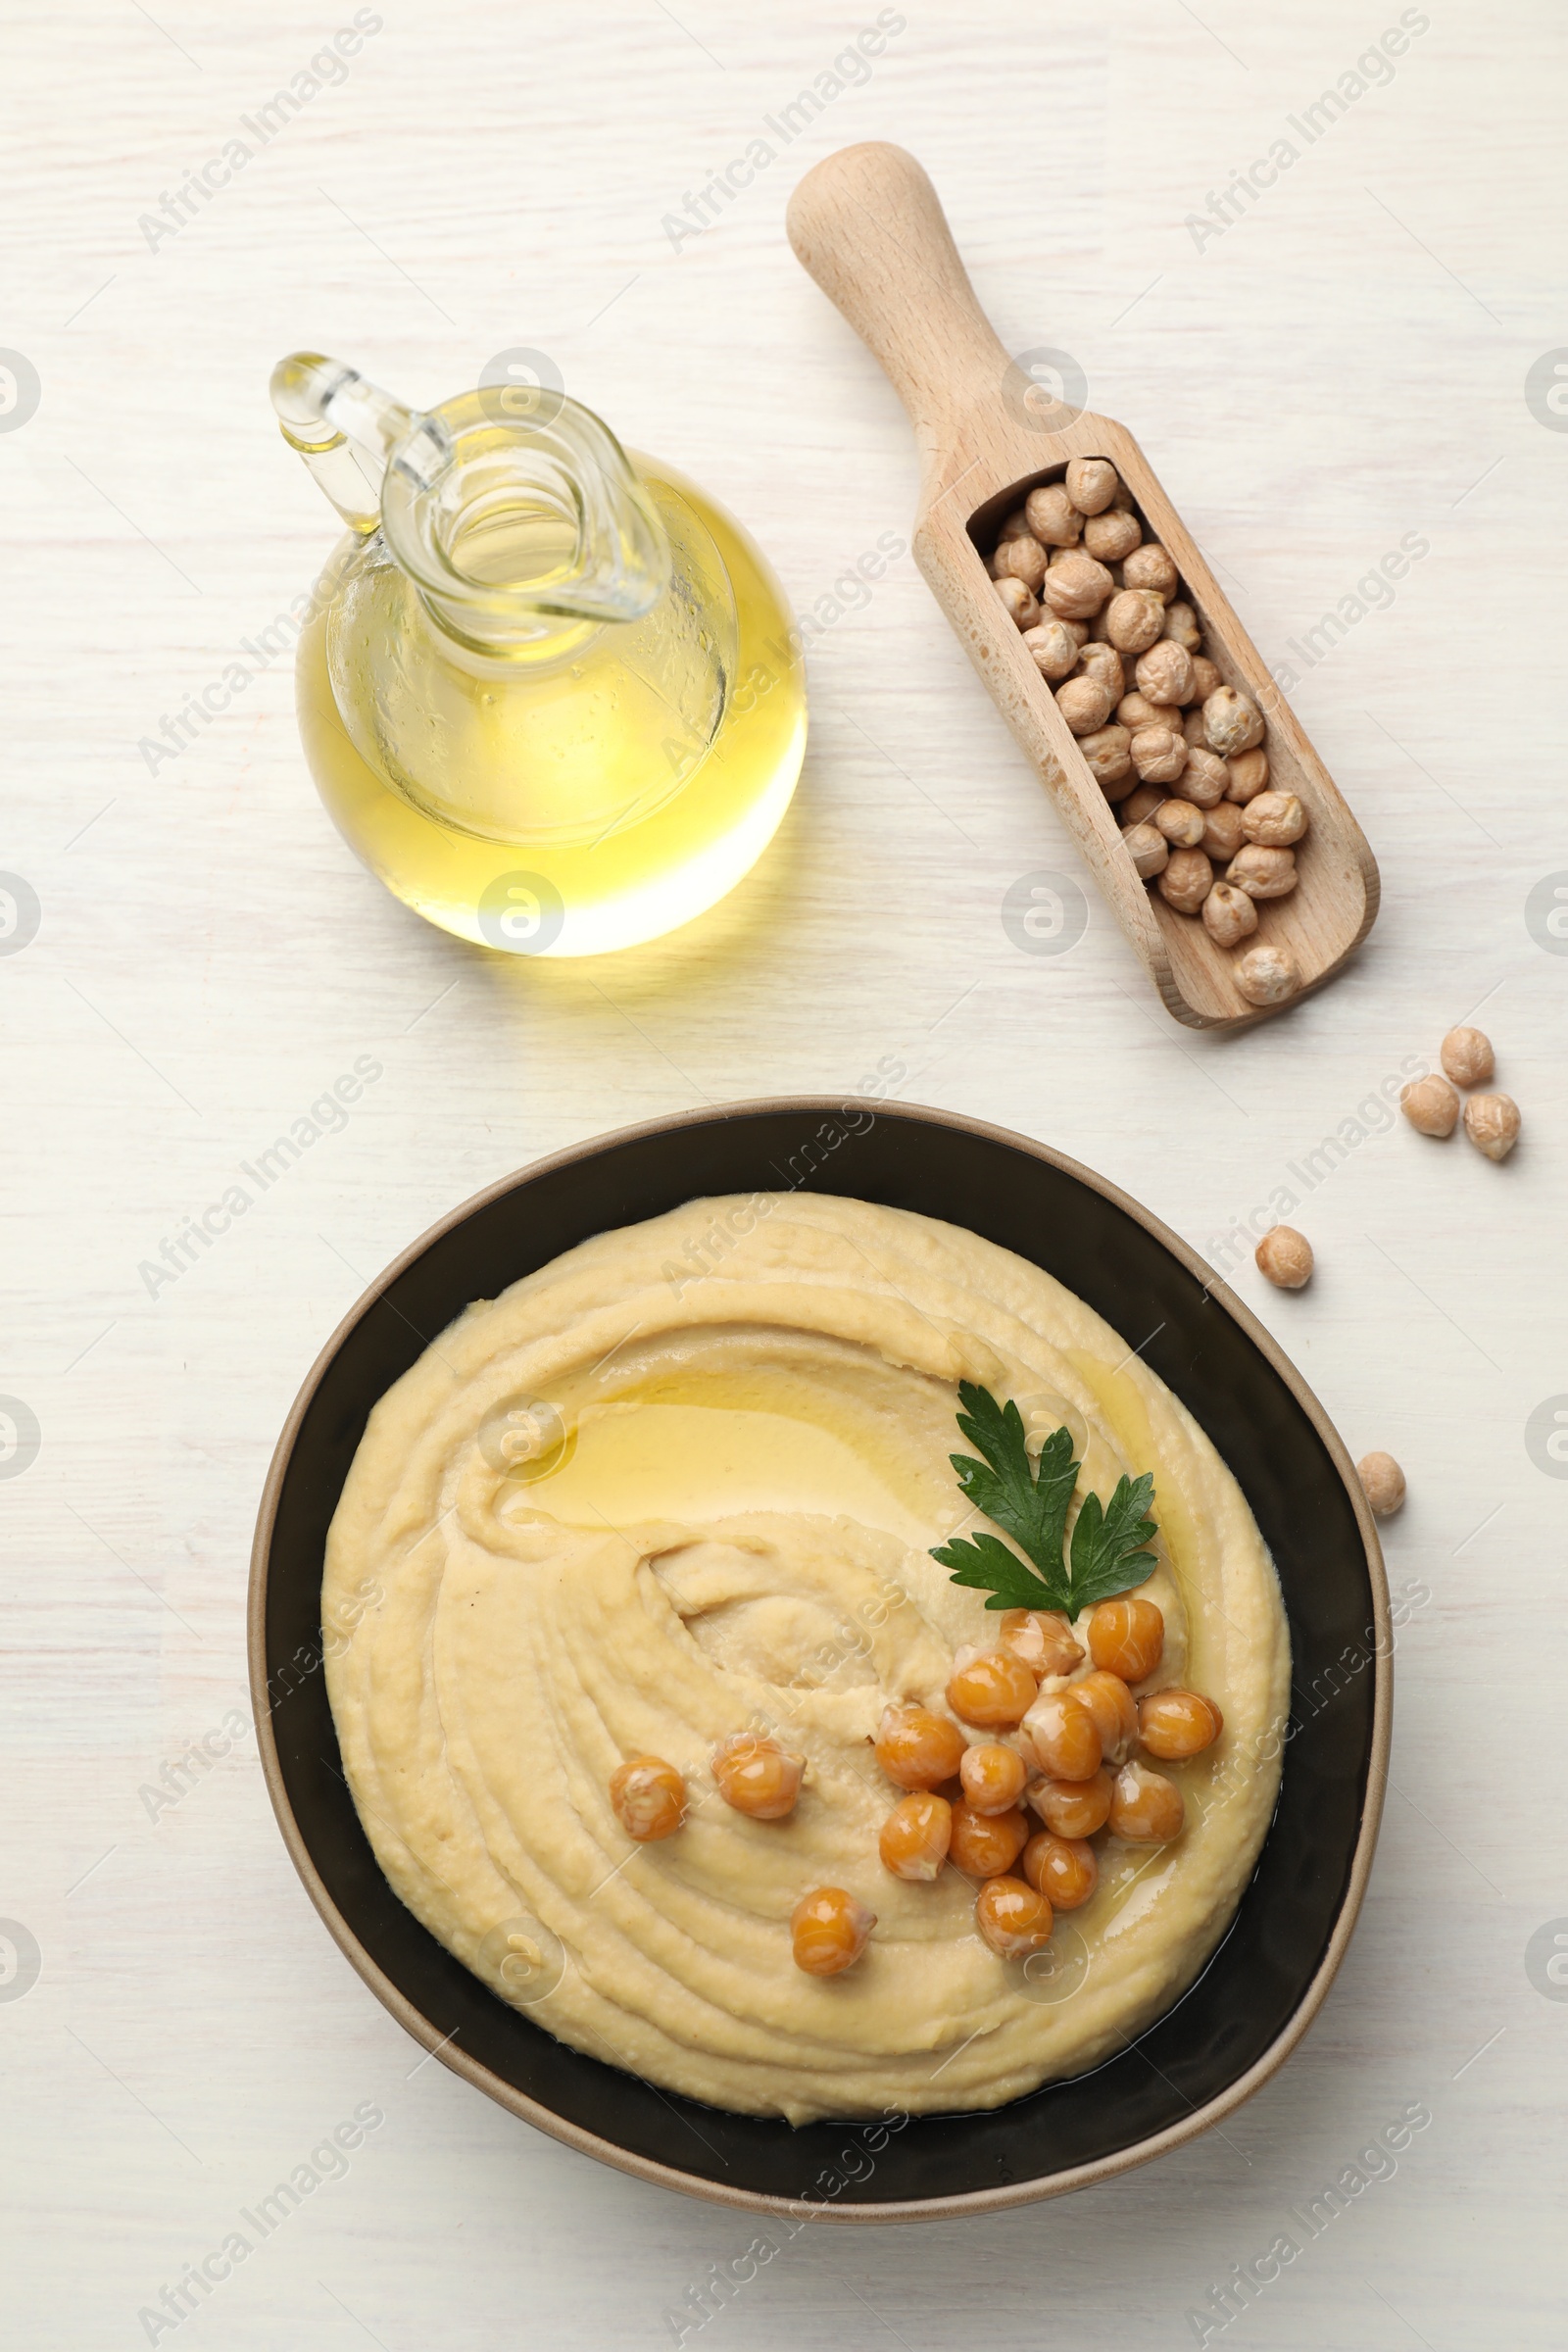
[792, 1886, 875, 1976]
[1136, 640, 1195, 707]
[959, 1741, 1030, 1816]
[1152, 799, 1204, 850]
[1204, 686, 1265, 757]
[1463, 1093, 1521, 1161]
[878, 1791, 953, 1882]
[1077, 642, 1125, 699]
[1200, 878, 1257, 946]
[1200, 803, 1248, 861]
[1182, 747, 1230, 808]
[1083, 506, 1141, 563]
[1055, 675, 1115, 735]
[949, 1800, 1029, 1879]
[974, 1875, 1054, 1957]
[1131, 726, 1189, 785]
[1160, 600, 1202, 655]
[1042, 550, 1114, 620]
[1242, 790, 1306, 848]
[1226, 843, 1298, 899]
[1022, 1831, 1099, 1911]
[1224, 748, 1269, 802]
[999, 1608, 1084, 1678]
[1441, 1026, 1494, 1089]
[1029, 1765, 1113, 1838]
[874, 1704, 965, 1789]
[1021, 619, 1079, 681]
[1021, 1690, 1102, 1782]
[710, 1733, 803, 1819]
[609, 1756, 687, 1842]
[1081, 725, 1134, 794]
[1234, 942, 1300, 1005]
[1357, 1450, 1406, 1518]
[1190, 655, 1222, 701]
[947, 1651, 1038, 1730]
[1399, 1073, 1459, 1137]
[1024, 481, 1083, 547]
[994, 533, 1048, 591]
[1182, 709, 1208, 748]
[1073, 1669, 1139, 1761]
[1122, 542, 1179, 601]
[995, 576, 1039, 630]
[1065, 456, 1120, 514]
[1156, 847, 1213, 913]
[1119, 781, 1166, 829]
[1138, 1689, 1223, 1760]
[1105, 588, 1166, 655]
[1087, 1595, 1164, 1684]
[1255, 1224, 1313, 1289]
[1108, 1761, 1185, 1842]
[1123, 821, 1169, 880]
[997, 506, 1030, 541]
[1117, 690, 1171, 734]
[1062, 618, 1091, 648]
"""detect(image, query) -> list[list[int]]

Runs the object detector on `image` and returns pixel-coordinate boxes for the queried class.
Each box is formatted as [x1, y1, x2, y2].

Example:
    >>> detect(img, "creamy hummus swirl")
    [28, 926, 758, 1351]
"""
[323, 1193, 1289, 2123]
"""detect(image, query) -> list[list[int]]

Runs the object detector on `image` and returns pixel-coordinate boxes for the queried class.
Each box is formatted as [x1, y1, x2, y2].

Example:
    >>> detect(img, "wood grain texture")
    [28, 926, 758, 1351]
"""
[3, 4, 1566, 2348]
[789, 141, 1380, 1028]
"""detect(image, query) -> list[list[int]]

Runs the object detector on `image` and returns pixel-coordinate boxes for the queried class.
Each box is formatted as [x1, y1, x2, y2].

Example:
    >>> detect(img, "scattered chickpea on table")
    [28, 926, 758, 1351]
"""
[1255, 1225, 1314, 1290]
[1400, 1027, 1521, 1160]
[1248, 1232, 1411, 1512]
[1357, 1450, 1406, 1518]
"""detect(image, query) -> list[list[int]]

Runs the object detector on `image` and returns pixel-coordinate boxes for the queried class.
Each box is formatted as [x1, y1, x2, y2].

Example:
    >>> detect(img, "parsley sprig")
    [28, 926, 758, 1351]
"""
[930, 1381, 1158, 1619]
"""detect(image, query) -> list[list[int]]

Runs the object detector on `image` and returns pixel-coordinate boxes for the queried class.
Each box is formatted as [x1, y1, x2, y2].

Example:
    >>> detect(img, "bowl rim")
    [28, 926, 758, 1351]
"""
[248, 1095, 1391, 2223]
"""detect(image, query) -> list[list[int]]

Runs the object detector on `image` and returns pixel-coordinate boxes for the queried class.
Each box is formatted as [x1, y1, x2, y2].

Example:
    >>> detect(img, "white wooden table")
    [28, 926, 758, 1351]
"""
[4, 4, 1565, 2343]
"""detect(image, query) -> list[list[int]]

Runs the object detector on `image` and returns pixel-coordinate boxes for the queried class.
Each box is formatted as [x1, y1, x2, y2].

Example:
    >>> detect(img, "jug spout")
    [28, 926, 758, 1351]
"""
[269, 352, 430, 533]
[270, 350, 671, 650]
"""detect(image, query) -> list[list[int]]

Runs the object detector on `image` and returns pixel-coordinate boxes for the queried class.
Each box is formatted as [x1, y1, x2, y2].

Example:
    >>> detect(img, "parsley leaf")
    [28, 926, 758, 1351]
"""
[929, 1380, 1158, 1619]
[936, 1529, 1064, 1615]
[949, 1384, 1078, 1579]
[1065, 1470, 1159, 1611]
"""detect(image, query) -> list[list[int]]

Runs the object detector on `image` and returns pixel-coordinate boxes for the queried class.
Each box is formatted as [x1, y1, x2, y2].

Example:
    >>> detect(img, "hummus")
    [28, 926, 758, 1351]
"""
[323, 1192, 1289, 2124]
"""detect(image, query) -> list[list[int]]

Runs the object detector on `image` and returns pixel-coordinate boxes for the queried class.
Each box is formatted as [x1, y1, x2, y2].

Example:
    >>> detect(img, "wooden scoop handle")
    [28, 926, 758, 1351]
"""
[786, 142, 1011, 470]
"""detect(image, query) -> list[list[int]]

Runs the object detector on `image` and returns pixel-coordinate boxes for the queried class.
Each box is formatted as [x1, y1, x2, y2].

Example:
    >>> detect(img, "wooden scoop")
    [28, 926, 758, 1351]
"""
[786, 143, 1379, 1031]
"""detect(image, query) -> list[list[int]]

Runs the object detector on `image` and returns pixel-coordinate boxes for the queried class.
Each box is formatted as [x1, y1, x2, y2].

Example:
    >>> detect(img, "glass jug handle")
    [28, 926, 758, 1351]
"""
[270, 351, 450, 535]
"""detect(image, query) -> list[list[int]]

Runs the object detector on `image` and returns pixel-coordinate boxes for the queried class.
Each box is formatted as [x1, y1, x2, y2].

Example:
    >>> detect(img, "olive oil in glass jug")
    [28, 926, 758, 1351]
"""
[270, 353, 807, 956]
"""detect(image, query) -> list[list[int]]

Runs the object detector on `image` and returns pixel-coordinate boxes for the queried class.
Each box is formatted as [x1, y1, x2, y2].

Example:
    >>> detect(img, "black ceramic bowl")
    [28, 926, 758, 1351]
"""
[250, 1100, 1389, 2221]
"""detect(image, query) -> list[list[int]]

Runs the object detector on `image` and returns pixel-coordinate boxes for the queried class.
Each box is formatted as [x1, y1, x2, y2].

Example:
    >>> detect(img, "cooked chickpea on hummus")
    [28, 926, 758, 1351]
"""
[322, 1193, 1290, 2125]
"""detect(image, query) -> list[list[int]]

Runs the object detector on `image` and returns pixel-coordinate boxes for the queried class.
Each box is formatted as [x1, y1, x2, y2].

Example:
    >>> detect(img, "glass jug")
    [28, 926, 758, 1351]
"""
[270, 353, 807, 956]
